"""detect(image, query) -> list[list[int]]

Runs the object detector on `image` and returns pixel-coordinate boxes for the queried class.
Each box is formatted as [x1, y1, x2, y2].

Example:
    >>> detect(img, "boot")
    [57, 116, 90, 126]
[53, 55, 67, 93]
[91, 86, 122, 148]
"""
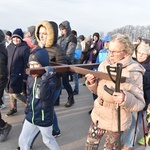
[65, 94, 74, 107]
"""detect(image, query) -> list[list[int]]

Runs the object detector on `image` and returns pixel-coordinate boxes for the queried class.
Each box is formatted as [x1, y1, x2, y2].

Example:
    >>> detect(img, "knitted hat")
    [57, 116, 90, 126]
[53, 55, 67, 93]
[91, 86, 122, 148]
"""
[29, 48, 49, 67]
[27, 26, 35, 37]
[12, 28, 24, 40]
[0, 29, 5, 43]
[6, 31, 12, 37]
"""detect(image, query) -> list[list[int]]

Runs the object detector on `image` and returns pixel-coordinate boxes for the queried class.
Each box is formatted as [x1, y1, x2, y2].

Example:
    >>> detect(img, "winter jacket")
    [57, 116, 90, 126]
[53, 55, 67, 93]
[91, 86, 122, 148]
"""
[86, 55, 145, 132]
[25, 72, 56, 127]
[0, 42, 8, 98]
[57, 21, 77, 64]
[35, 21, 67, 89]
[5, 42, 30, 93]
[138, 56, 150, 111]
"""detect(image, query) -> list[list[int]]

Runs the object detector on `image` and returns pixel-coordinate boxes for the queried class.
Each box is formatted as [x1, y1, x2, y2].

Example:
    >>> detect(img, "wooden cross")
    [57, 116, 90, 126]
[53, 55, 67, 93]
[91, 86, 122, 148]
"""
[26, 61, 126, 82]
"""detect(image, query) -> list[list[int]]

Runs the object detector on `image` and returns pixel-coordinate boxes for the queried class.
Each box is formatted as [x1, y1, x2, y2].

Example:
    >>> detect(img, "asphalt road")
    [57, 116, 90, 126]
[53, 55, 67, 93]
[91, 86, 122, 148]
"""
[0, 78, 145, 150]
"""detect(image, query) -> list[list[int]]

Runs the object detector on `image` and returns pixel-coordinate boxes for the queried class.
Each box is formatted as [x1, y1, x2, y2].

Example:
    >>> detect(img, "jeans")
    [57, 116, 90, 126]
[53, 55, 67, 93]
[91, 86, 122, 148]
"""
[53, 88, 61, 132]
[73, 73, 79, 92]
[62, 72, 73, 95]
[124, 111, 145, 147]
[19, 119, 60, 150]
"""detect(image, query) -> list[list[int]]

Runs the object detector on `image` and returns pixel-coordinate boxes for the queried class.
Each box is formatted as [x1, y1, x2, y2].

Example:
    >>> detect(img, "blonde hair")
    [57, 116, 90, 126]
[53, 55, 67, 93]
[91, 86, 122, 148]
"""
[111, 33, 134, 55]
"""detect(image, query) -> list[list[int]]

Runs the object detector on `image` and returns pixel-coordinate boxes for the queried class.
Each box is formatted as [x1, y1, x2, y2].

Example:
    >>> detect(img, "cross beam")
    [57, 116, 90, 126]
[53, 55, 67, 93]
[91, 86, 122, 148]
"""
[26, 62, 126, 83]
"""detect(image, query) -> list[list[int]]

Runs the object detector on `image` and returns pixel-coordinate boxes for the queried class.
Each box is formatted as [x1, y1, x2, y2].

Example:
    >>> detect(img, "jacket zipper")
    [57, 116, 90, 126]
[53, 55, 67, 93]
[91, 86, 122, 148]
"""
[41, 110, 44, 121]
[31, 77, 37, 124]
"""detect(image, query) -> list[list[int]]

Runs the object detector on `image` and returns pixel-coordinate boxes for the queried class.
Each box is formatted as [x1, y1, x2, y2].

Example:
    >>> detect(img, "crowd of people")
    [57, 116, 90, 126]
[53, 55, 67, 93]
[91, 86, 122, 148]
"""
[0, 20, 150, 150]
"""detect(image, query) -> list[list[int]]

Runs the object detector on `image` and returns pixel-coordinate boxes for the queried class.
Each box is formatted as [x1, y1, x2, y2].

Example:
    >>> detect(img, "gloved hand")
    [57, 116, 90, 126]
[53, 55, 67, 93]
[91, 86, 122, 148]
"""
[41, 66, 53, 80]
[45, 66, 53, 76]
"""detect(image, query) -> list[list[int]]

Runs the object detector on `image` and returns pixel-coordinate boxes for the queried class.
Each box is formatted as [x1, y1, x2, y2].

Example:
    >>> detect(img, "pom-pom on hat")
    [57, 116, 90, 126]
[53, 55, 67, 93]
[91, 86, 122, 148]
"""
[29, 48, 50, 67]
[12, 28, 24, 40]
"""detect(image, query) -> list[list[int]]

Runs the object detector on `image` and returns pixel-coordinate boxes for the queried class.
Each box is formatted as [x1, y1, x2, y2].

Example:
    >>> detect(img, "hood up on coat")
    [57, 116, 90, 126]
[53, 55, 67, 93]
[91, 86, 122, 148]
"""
[35, 21, 58, 48]
[59, 20, 71, 36]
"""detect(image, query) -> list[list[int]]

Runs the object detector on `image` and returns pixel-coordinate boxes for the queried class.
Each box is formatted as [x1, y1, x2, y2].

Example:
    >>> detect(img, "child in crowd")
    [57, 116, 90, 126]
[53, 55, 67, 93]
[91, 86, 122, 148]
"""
[18, 48, 60, 150]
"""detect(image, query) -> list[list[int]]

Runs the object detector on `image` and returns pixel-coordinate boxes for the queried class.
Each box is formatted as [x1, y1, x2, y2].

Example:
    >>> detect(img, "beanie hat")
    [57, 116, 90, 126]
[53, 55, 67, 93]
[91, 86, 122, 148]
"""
[27, 26, 35, 37]
[79, 35, 85, 41]
[29, 48, 49, 67]
[12, 28, 24, 40]
[137, 42, 150, 55]
[0, 29, 5, 43]
[6, 31, 12, 37]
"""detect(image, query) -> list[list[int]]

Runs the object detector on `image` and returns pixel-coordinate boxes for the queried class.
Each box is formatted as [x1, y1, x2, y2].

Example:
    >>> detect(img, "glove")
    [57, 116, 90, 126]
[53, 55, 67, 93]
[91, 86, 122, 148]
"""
[45, 66, 53, 76]
[41, 66, 53, 80]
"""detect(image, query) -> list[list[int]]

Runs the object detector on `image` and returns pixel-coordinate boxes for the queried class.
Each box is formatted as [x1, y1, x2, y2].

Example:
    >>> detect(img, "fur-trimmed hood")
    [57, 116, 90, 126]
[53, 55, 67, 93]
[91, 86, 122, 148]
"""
[35, 21, 58, 48]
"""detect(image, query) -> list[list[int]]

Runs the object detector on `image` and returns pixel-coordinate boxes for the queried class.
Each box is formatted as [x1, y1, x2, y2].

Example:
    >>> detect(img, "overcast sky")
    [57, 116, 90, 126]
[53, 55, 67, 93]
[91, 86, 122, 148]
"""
[0, 0, 150, 37]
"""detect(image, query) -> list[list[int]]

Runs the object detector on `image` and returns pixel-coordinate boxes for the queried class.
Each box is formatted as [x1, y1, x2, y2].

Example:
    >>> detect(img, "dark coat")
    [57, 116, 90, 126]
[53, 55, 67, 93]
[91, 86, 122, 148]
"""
[5, 42, 30, 93]
[0, 43, 8, 98]
[139, 56, 150, 110]
[26, 73, 56, 127]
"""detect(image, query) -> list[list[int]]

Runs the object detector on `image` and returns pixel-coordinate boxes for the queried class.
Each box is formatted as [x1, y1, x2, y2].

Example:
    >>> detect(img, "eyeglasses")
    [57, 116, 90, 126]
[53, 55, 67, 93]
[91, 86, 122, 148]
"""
[108, 50, 125, 55]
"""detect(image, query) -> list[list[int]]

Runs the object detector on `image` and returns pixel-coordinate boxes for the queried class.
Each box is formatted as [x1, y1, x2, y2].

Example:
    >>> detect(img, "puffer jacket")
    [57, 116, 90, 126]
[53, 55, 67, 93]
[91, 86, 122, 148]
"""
[6, 41, 30, 93]
[86, 55, 145, 132]
[57, 20, 77, 64]
[26, 73, 56, 127]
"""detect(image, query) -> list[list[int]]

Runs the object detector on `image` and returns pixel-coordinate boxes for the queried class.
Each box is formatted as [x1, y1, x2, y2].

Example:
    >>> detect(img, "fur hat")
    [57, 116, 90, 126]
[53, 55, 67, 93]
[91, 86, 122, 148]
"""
[6, 31, 12, 37]
[0, 29, 5, 43]
[27, 26, 35, 37]
[29, 48, 49, 67]
[12, 28, 24, 40]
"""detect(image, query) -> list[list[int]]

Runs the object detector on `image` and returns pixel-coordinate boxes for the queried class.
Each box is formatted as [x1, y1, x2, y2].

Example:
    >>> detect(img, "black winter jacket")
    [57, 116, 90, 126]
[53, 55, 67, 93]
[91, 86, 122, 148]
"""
[5, 42, 30, 93]
[0, 43, 8, 98]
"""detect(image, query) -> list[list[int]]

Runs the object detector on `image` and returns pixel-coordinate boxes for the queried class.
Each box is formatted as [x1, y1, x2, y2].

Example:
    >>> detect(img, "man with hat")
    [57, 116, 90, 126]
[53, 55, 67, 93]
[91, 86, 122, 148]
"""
[5, 28, 30, 117]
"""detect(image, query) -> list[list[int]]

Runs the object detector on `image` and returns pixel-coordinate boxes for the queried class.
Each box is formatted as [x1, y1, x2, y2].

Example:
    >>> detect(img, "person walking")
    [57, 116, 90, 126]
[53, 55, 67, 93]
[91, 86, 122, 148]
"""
[57, 20, 77, 107]
[0, 29, 12, 142]
[18, 48, 60, 150]
[35, 20, 67, 136]
[5, 28, 30, 117]
[122, 42, 150, 150]
[85, 33, 145, 150]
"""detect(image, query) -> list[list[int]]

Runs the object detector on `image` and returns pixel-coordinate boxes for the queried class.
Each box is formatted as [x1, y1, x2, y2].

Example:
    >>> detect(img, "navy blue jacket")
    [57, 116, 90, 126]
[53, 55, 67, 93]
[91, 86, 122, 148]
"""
[5, 42, 30, 93]
[25, 72, 56, 127]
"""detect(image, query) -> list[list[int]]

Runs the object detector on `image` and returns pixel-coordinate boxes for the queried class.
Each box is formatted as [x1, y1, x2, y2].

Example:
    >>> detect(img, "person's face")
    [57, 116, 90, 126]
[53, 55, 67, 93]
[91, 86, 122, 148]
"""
[39, 26, 47, 45]
[137, 51, 148, 62]
[12, 37, 21, 45]
[6, 35, 11, 41]
[93, 36, 98, 42]
[104, 41, 109, 49]
[108, 41, 128, 64]
[60, 28, 67, 35]
[28, 61, 42, 69]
